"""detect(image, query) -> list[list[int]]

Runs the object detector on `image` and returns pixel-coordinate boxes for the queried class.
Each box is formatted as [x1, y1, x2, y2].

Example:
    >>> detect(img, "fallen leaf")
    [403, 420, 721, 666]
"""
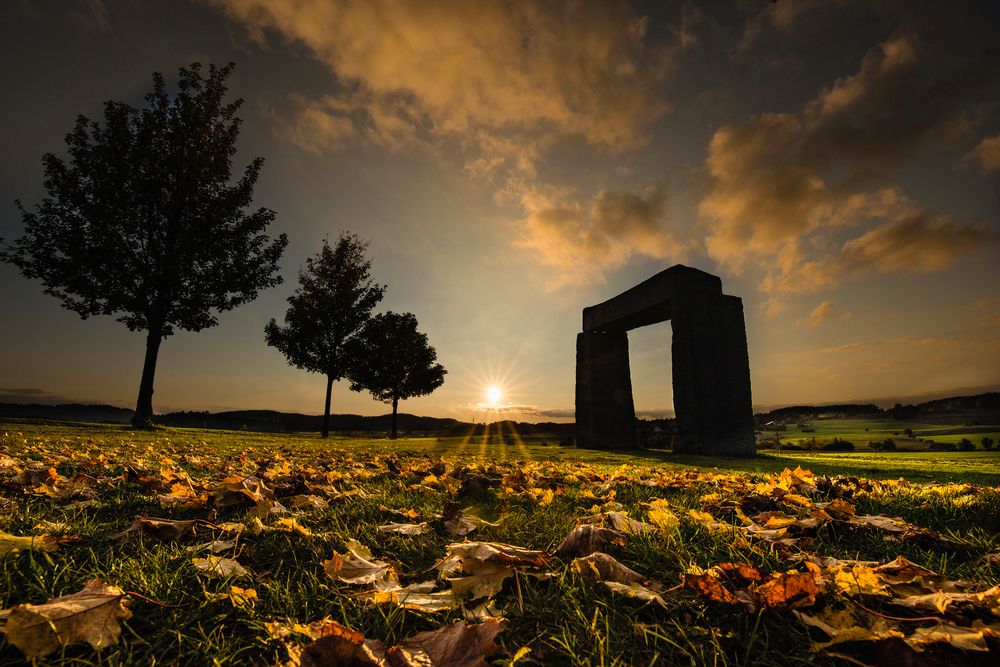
[111, 516, 204, 541]
[684, 572, 737, 605]
[647, 499, 680, 533]
[555, 525, 625, 558]
[440, 503, 499, 536]
[439, 542, 550, 601]
[378, 522, 433, 535]
[579, 511, 655, 535]
[324, 541, 398, 588]
[388, 619, 506, 667]
[299, 620, 388, 667]
[571, 552, 654, 589]
[0, 530, 61, 557]
[289, 494, 329, 510]
[192, 555, 249, 578]
[186, 539, 237, 554]
[0, 580, 131, 659]
[370, 583, 458, 612]
[756, 571, 820, 610]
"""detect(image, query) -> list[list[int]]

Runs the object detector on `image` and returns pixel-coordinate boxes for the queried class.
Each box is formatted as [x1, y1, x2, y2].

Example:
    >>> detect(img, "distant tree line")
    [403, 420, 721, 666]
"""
[0, 62, 445, 437]
[754, 393, 1000, 425]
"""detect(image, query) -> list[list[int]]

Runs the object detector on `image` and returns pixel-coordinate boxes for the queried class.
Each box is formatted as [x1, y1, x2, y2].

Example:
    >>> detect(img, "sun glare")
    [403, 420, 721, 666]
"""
[485, 385, 504, 406]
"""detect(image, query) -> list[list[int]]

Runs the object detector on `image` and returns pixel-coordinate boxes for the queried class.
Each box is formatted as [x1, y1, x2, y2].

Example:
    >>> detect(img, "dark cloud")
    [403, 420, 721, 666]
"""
[702, 19, 1000, 294]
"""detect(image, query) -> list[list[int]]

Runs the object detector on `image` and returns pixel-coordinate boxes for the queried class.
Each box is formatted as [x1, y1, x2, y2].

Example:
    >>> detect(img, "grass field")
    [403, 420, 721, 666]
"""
[762, 416, 1000, 451]
[2, 421, 999, 665]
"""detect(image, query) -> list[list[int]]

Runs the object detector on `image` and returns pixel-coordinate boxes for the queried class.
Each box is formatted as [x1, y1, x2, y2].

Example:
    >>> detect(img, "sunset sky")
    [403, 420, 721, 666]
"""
[2, 0, 998, 421]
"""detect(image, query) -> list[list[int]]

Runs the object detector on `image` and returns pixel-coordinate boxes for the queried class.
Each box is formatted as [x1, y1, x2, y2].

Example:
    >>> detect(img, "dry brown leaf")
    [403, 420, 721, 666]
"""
[438, 542, 549, 601]
[601, 581, 668, 608]
[323, 540, 399, 588]
[579, 511, 655, 535]
[378, 522, 433, 535]
[905, 623, 994, 653]
[370, 583, 458, 612]
[712, 562, 764, 588]
[186, 539, 238, 554]
[191, 555, 249, 578]
[289, 494, 329, 510]
[387, 619, 506, 667]
[212, 475, 269, 509]
[684, 572, 737, 605]
[439, 542, 548, 574]
[299, 620, 388, 667]
[440, 503, 499, 536]
[0, 580, 131, 659]
[571, 552, 654, 588]
[555, 525, 625, 558]
[756, 571, 820, 610]
[111, 516, 204, 541]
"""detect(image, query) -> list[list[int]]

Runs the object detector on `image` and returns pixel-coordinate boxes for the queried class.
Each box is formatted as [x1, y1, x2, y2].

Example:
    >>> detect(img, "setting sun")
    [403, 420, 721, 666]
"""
[485, 385, 504, 406]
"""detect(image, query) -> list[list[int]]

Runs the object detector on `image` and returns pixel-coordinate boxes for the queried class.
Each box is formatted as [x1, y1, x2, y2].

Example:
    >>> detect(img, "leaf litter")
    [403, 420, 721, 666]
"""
[2, 427, 999, 665]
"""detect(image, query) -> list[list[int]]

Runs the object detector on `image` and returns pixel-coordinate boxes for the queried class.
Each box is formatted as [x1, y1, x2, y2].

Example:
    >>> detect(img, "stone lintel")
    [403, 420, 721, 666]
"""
[583, 265, 721, 332]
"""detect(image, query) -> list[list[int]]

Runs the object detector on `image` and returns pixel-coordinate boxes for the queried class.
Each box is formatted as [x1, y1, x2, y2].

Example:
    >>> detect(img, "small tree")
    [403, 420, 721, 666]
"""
[265, 234, 385, 437]
[348, 312, 446, 439]
[1, 63, 287, 427]
[983, 437, 994, 451]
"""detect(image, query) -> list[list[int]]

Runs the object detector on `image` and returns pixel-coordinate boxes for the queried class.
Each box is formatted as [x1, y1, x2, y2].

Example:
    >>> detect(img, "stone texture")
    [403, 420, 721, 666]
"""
[575, 265, 755, 455]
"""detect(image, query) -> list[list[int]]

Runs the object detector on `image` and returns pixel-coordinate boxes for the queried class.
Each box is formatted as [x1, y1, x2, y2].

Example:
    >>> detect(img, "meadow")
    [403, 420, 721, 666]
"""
[1, 420, 999, 666]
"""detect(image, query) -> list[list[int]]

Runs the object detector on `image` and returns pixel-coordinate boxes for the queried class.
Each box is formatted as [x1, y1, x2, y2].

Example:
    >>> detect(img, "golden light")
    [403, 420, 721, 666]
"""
[485, 385, 504, 406]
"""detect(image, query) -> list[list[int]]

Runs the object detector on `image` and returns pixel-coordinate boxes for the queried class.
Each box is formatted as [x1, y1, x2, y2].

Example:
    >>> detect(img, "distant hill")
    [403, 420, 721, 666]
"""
[756, 392, 1000, 423]
[156, 409, 461, 434]
[0, 402, 133, 423]
[758, 404, 883, 422]
[912, 392, 1000, 413]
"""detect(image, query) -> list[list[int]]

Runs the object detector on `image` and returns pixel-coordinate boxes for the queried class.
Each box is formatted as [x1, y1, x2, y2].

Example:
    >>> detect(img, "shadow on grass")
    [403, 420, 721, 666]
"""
[600, 449, 1000, 485]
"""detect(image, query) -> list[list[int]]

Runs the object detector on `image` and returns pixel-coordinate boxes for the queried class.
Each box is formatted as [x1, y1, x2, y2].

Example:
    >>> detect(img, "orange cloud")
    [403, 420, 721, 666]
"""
[966, 134, 1000, 172]
[213, 0, 672, 151]
[796, 301, 850, 330]
[517, 186, 688, 288]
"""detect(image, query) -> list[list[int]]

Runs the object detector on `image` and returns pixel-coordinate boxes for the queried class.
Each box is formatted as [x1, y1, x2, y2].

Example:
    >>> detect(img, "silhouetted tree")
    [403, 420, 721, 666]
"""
[348, 312, 446, 439]
[265, 234, 385, 437]
[0, 63, 287, 428]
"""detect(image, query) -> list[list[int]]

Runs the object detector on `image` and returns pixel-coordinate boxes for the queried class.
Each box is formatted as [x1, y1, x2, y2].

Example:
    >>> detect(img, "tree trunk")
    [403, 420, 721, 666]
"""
[390, 396, 399, 440]
[322, 374, 334, 438]
[132, 323, 164, 429]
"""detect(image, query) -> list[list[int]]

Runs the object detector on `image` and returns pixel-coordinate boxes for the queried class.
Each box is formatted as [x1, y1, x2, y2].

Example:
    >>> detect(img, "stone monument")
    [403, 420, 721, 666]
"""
[575, 265, 755, 454]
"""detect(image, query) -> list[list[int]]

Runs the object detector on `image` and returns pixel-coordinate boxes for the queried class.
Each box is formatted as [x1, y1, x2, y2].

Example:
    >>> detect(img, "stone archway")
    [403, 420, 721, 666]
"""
[575, 265, 755, 454]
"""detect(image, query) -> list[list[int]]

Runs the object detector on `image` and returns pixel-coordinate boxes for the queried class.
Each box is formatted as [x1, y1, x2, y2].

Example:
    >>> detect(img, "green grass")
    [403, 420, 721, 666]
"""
[766, 416, 1000, 449]
[1, 421, 999, 666]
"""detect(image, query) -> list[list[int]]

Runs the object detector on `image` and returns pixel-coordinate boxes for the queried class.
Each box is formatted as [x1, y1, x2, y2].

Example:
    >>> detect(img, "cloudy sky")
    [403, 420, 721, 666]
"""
[2, 0, 998, 420]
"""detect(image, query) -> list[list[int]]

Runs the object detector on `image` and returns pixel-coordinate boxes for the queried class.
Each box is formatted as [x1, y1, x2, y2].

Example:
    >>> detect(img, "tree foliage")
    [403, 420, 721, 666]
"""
[349, 311, 446, 438]
[265, 233, 385, 437]
[0, 62, 287, 426]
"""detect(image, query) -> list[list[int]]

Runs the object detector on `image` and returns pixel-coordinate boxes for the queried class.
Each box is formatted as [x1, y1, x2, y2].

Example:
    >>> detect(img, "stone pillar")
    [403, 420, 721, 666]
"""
[671, 291, 755, 455]
[575, 330, 636, 449]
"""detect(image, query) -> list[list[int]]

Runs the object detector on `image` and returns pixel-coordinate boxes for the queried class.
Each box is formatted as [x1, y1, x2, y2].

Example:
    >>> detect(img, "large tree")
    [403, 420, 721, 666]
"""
[265, 233, 385, 437]
[0, 63, 287, 428]
[348, 312, 446, 439]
